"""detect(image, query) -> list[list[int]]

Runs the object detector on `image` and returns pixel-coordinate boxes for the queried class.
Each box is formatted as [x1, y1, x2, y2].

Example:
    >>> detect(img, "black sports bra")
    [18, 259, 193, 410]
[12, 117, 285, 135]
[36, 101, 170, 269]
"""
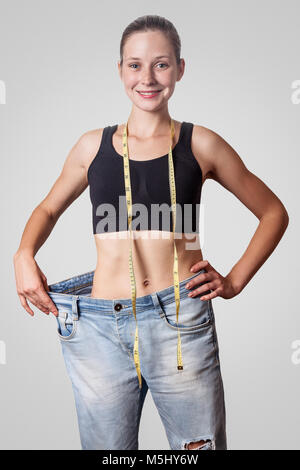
[87, 121, 203, 234]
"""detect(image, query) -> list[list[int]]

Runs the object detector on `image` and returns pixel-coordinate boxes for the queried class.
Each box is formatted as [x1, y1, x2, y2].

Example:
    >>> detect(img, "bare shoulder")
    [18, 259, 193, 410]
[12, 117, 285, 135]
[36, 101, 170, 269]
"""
[76, 128, 105, 174]
[191, 124, 246, 184]
[191, 124, 235, 184]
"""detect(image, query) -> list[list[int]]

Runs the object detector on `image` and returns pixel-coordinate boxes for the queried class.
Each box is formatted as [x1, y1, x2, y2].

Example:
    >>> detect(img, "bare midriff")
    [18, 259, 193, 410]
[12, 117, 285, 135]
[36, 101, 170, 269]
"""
[90, 230, 203, 299]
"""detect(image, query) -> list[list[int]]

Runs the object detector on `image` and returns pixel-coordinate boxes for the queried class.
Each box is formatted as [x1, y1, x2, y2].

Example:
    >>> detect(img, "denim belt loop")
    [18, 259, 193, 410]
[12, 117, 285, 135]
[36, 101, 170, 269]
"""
[150, 292, 161, 311]
[72, 295, 79, 321]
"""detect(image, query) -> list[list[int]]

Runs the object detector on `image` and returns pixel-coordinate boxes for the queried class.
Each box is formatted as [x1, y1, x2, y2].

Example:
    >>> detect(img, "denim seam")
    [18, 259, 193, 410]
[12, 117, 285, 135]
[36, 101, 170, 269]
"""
[156, 296, 213, 333]
[208, 300, 220, 366]
[156, 288, 204, 307]
[57, 281, 93, 294]
[78, 309, 115, 315]
[51, 286, 191, 302]
[212, 324, 220, 367]
[163, 291, 190, 305]
[114, 314, 134, 359]
[161, 315, 212, 333]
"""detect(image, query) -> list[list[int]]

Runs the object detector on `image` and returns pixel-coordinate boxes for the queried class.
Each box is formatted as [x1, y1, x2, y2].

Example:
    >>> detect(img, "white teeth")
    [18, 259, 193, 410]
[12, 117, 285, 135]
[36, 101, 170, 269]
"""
[139, 91, 160, 95]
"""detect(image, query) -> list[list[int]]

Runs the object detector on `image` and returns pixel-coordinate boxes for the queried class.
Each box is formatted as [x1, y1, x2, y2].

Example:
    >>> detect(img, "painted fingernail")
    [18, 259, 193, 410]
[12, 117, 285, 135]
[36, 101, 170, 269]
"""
[186, 284, 190, 289]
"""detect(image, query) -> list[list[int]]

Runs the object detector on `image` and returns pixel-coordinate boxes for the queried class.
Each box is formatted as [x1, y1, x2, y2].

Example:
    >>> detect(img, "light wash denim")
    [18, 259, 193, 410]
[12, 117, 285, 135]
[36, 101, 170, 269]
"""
[47, 268, 227, 450]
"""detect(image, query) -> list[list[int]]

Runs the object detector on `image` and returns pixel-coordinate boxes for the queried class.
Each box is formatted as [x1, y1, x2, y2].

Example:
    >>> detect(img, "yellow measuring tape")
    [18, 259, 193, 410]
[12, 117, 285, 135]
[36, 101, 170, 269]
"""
[122, 118, 182, 389]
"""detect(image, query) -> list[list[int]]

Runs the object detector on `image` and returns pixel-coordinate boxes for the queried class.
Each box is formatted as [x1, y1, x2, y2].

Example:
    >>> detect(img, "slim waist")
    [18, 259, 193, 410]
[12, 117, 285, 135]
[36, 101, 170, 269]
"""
[47, 268, 207, 313]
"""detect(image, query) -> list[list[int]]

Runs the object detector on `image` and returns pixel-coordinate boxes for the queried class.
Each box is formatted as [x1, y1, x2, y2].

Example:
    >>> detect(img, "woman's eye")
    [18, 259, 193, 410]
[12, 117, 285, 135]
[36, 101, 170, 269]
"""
[129, 63, 168, 70]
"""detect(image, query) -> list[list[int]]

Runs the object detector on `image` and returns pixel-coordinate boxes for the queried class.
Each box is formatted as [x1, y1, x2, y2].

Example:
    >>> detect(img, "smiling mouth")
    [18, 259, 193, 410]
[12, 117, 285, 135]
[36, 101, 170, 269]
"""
[137, 90, 162, 93]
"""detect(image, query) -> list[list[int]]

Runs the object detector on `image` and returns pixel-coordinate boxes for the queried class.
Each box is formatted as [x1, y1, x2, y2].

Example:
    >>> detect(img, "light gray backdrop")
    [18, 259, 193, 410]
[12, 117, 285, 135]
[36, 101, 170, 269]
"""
[1, 0, 299, 450]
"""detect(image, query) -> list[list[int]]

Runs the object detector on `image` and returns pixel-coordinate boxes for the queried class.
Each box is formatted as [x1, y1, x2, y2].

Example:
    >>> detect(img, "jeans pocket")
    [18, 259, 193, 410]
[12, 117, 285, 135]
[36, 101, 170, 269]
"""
[56, 310, 78, 341]
[157, 294, 212, 332]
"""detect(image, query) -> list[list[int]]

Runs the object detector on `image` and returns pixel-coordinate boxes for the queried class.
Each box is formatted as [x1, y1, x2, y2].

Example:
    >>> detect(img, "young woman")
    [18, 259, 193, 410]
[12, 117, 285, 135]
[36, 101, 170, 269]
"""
[13, 15, 289, 450]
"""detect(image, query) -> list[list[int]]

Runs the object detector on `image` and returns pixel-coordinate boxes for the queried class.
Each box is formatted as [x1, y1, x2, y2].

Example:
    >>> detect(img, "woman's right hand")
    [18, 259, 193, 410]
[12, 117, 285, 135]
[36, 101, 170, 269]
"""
[13, 251, 59, 317]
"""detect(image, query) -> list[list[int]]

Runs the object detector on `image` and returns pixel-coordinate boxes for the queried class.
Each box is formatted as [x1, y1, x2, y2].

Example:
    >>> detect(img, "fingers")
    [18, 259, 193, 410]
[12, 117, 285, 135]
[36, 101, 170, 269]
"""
[188, 281, 214, 298]
[190, 259, 210, 273]
[185, 271, 217, 299]
[35, 288, 59, 316]
[19, 294, 35, 316]
[18, 285, 59, 317]
[198, 289, 220, 301]
[186, 275, 223, 300]
[185, 270, 208, 291]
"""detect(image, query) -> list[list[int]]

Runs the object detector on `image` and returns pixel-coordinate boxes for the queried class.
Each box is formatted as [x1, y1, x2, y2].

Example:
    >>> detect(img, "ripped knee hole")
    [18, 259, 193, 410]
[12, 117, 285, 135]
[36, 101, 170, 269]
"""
[184, 439, 214, 450]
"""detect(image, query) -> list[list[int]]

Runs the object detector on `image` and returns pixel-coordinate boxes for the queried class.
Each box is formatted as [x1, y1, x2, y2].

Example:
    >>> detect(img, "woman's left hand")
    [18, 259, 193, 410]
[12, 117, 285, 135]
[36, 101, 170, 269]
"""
[186, 260, 239, 300]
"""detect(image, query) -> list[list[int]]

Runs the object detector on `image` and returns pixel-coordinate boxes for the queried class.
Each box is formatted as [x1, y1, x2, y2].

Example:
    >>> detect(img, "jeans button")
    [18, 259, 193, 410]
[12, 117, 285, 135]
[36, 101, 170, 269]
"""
[114, 303, 122, 311]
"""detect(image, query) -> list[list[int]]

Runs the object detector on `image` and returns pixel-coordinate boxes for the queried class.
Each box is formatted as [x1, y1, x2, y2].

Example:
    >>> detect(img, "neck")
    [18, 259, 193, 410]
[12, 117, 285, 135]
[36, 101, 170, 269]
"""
[126, 107, 173, 138]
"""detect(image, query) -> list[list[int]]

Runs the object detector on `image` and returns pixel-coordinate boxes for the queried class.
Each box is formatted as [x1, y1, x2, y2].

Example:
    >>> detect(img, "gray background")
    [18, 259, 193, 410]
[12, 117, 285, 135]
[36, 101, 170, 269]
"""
[1, 0, 299, 450]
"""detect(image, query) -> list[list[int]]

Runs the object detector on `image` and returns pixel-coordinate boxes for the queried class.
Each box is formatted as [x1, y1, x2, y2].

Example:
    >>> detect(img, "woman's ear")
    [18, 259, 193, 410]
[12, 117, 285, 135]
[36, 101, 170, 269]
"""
[177, 58, 185, 82]
[117, 61, 122, 79]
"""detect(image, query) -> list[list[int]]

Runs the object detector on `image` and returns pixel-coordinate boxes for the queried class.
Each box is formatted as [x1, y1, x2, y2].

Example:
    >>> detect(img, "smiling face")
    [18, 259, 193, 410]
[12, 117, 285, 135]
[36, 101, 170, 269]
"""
[118, 30, 184, 110]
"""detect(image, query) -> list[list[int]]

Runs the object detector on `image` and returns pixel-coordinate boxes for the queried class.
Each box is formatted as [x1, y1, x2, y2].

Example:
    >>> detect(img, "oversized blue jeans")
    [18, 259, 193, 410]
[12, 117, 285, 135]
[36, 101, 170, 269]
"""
[47, 268, 227, 450]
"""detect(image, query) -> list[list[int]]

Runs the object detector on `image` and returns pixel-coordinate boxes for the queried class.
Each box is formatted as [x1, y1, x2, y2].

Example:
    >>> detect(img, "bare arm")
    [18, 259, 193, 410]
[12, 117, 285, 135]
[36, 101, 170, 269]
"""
[188, 126, 289, 299]
[13, 129, 102, 316]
